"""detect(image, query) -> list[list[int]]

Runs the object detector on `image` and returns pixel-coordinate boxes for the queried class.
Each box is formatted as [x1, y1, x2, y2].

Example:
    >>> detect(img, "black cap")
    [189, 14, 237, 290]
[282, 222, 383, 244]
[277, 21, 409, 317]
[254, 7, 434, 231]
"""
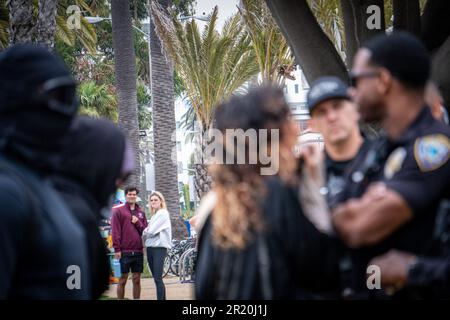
[307, 76, 350, 113]
[363, 32, 430, 89]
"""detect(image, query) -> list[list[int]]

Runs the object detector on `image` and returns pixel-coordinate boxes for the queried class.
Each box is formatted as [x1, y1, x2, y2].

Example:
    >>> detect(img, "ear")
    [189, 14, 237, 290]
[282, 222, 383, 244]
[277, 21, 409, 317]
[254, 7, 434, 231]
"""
[352, 104, 361, 122]
[378, 68, 392, 94]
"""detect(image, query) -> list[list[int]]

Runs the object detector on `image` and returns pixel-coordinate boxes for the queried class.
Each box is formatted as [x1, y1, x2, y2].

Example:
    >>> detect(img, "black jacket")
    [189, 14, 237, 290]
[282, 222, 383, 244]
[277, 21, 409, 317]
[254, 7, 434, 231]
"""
[195, 177, 342, 300]
[52, 117, 127, 300]
[0, 157, 90, 299]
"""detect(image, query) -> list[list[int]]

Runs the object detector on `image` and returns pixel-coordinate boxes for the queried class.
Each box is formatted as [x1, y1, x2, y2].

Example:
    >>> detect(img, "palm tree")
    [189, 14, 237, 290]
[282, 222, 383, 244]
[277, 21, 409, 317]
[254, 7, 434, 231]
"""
[151, 3, 259, 200]
[78, 81, 118, 121]
[110, 0, 141, 187]
[35, 0, 58, 48]
[8, 0, 33, 45]
[0, 2, 7, 49]
[149, 0, 187, 239]
[4, 0, 97, 52]
[238, 0, 295, 85]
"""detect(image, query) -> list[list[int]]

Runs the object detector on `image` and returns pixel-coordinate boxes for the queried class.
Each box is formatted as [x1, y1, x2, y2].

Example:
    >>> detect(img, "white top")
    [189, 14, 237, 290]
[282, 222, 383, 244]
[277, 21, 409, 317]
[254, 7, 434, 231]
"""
[142, 208, 172, 249]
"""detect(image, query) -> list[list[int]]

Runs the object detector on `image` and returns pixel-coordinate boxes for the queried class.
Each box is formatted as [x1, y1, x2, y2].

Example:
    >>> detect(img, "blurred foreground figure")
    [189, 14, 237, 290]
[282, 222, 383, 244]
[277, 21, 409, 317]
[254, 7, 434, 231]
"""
[52, 116, 134, 299]
[333, 32, 450, 299]
[195, 86, 341, 299]
[0, 45, 89, 299]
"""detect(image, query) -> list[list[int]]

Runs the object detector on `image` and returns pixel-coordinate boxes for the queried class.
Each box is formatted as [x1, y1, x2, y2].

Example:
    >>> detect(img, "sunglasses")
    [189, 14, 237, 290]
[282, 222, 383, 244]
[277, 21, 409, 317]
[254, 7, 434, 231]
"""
[348, 70, 379, 88]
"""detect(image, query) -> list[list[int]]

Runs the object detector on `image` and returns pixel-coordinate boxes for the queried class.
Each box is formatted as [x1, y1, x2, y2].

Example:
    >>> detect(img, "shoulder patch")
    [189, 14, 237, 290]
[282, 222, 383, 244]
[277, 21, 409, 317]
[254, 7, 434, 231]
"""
[414, 134, 450, 172]
[384, 147, 407, 179]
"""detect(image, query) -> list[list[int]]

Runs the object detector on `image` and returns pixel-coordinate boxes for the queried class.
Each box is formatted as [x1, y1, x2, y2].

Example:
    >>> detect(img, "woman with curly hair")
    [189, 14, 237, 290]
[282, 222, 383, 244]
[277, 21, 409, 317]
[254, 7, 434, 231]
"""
[195, 86, 340, 299]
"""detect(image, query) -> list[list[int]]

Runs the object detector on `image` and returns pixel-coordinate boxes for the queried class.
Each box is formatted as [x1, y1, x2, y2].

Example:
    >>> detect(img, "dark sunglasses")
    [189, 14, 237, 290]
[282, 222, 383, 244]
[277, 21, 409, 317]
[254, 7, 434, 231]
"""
[348, 70, 379, 88]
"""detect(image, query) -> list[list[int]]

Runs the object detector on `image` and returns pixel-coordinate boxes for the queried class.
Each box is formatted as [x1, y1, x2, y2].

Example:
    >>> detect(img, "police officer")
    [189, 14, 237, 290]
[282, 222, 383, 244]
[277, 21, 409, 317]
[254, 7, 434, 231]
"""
[331, 32, 450, 299]
[0, 45, 90, 299]
[303, 76, 370, 208]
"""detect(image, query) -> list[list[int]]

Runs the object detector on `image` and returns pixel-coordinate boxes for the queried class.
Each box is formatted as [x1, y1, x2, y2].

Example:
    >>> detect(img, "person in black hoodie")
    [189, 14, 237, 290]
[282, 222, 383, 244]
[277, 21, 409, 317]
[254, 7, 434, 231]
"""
[52, 116, 135, 299]
[0, 45, 90, 299]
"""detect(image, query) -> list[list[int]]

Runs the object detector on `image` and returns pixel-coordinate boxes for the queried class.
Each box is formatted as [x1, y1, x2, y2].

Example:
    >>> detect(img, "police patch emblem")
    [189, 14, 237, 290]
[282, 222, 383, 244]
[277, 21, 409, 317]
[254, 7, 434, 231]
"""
[414, 134, 450, 172]
[384, 147, 407, 179]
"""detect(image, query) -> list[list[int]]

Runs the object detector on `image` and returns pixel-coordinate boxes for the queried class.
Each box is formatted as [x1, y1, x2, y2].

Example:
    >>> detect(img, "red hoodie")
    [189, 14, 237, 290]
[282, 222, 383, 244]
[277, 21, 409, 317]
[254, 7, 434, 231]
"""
[111, 202, 148, 253]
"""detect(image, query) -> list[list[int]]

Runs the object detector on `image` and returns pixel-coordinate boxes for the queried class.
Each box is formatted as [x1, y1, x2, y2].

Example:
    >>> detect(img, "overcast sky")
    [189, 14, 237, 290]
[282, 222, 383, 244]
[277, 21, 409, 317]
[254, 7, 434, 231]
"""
[194, 0, 239, 31]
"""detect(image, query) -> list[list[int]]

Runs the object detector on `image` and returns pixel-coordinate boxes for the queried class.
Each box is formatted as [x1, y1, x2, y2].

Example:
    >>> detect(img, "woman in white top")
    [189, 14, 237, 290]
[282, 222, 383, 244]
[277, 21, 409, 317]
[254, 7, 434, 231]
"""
[142, 191, 172, 300]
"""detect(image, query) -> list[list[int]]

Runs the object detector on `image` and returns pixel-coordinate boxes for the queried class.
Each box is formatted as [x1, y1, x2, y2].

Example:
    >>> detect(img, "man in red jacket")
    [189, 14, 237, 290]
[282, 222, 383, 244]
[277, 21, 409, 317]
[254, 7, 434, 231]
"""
[111, 186, 148, 299]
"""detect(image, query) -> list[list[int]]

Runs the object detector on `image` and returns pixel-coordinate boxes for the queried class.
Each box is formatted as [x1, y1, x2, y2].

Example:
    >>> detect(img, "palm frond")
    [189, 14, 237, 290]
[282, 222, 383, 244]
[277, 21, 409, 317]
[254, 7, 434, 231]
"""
[151, 1, 259, 129]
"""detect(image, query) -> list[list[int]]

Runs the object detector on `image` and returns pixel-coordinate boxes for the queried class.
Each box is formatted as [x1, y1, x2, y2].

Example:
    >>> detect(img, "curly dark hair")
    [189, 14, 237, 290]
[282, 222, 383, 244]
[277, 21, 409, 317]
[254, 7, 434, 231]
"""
[209, 85, 298, 249]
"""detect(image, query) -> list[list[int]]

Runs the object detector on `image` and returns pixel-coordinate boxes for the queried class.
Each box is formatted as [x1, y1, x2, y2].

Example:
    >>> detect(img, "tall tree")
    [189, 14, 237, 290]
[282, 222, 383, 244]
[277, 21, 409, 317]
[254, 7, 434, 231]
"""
[265, 0, 450, 107]
[149, 0, 187, 239]
[151, 3, 259, 199]
[36, 0, 58, 48]
[111, 0, 141, 187]
[8, 0, 33, 45]
[5, 0, 98, 51]
[238, 0, 295, 85]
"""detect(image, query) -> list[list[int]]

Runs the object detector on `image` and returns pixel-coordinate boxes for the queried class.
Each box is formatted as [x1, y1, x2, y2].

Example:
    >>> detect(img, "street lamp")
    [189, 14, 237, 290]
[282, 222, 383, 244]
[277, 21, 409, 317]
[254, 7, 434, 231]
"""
[178, 15, 209, 22]
[85, 16, 150, 39]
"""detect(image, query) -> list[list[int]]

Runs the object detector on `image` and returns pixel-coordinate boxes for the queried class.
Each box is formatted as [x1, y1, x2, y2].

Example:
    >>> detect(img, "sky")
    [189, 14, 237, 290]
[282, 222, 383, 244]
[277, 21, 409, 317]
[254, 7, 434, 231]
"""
[194, 0, 240, 31]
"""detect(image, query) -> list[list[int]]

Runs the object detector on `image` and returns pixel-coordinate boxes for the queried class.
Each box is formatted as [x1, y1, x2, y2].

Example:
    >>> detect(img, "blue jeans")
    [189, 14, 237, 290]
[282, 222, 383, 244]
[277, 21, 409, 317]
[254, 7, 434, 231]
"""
[146, 247, 167, 300]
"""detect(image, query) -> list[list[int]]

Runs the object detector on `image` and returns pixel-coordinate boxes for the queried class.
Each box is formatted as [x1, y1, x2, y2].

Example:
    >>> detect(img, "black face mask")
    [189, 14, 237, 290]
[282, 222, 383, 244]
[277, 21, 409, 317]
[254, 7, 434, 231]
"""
[0, 89, 76, 172]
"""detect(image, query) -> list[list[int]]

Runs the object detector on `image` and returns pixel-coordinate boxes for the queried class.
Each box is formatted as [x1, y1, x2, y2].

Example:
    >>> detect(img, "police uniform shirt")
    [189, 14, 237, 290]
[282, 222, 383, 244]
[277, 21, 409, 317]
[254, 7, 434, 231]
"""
[336, 106, 450, 296]
[325, 139, 371, 208]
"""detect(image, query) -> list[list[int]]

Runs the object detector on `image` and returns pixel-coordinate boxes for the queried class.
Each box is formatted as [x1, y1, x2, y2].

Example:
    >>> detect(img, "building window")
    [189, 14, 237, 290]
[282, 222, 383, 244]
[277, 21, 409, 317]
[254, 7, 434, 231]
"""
[294, 84, 299, 94]
[177, 141, 182, 152]
[178, 162, 183, 174]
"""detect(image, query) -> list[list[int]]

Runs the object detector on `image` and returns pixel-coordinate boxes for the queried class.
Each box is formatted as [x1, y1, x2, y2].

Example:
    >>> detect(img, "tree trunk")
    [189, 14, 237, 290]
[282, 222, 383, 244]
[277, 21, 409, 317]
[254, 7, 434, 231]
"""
[35, 0, 58, 49]
[420, 0, 450, 52]
[9, 0, 34, 45]
[431, 34, 450, 108]
[340, 0, 385, 66]
[193, 146, 212, 201]
[150, 0, 187, 239]
[264, 0, 348, 83]
[111, 0, 141, 188]
[392, 0, 420, 36]
[420, 0, 450, 106]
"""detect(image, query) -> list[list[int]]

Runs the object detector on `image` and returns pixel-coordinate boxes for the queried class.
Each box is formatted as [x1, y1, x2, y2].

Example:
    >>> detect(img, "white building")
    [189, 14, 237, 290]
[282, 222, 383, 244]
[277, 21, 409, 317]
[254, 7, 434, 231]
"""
[283, 66, 324, 148]
[283, 66, 311, 132]
[174, 98, 197, 207]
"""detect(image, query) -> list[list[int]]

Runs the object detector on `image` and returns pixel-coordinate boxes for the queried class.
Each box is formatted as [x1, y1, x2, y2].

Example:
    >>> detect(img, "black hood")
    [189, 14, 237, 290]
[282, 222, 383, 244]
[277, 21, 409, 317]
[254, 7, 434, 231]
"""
[0, 44, 78, 172]
[55, 116, 128, 209]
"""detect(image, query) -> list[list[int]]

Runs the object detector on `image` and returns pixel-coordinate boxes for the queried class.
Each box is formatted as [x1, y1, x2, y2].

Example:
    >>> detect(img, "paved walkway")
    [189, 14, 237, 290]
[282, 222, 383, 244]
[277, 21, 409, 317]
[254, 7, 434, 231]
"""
[104, 276, 194, 300]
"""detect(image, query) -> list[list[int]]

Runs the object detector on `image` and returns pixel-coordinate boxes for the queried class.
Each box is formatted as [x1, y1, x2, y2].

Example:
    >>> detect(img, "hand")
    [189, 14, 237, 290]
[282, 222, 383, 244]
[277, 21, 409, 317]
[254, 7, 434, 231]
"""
[369, 249, 417, 291]
[131, 215, 139, 224]
[298, 143, 323, 183]
[365, 183, 388, 202]
[115, 252, 121, 259]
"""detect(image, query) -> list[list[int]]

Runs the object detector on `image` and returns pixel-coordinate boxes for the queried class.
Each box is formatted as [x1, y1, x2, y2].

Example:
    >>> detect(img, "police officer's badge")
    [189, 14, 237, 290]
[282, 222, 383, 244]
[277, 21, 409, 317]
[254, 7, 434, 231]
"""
[384, 147, 407, 179]
[414, 134, 450, 172]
